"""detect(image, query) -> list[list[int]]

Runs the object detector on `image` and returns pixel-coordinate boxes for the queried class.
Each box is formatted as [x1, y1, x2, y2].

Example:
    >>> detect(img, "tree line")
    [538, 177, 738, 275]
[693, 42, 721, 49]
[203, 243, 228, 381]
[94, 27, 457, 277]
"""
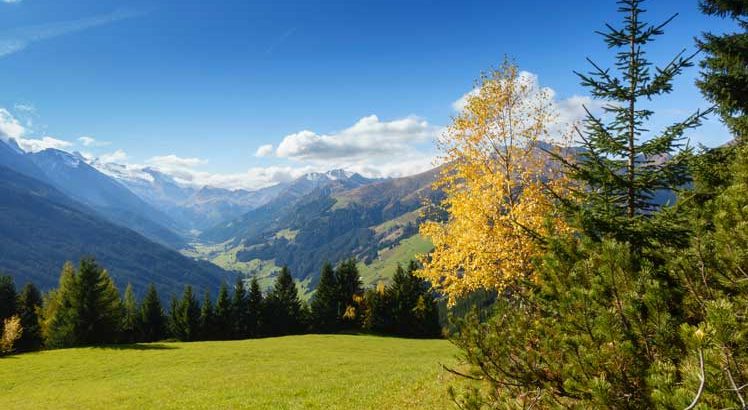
[0, 257, 440, 354]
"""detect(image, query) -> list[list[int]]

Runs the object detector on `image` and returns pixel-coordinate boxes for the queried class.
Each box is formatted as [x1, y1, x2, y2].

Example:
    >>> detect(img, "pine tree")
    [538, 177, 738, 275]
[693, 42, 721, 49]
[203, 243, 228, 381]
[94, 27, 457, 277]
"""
[16, 283, 42, 351]
[42, 259, 123, 347]
[557, 0, 710, 248]
[310, 262, 339, 332]
[42, 262, 78, 348]
[167, 294, 179, 340]
[388, 262, 440, 338]
[659, 144, 748, 408]
[199, 289, 215, 340]
[265, 266, 303, 336]
[247, 277, 263, 337]
[72, 258, 123, 345]
[363, 282, 390, 333]
[213, 282, 232, 340]
[0, 274, 17, 335]
[173, 286, 200, 342]
[334, 258, 362, 328]
[140, 284, 165, 343]
[697, 0, 748, 139]
[231, 277, 249, 339]
[121, 283, 140, 343]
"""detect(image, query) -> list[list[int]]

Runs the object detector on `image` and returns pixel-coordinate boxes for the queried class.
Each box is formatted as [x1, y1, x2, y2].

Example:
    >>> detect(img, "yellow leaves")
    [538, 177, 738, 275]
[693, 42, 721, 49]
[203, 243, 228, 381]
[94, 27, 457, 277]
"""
[1, 315, 22, 354]
[417, 60, 573, 306]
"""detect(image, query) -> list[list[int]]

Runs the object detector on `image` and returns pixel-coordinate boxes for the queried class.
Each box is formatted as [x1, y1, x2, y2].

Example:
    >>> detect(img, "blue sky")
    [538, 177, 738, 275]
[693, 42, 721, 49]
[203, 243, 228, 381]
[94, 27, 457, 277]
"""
[0, 0, 737, 189]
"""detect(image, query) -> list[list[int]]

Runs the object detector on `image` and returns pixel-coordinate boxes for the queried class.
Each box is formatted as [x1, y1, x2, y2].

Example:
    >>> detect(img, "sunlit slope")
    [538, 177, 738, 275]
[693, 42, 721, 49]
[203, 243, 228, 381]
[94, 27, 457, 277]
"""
[0, 334, 458, 409]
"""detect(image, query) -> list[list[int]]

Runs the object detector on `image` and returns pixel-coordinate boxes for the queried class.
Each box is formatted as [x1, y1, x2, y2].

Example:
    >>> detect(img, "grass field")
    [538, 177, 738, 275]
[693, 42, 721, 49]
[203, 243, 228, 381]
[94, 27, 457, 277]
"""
[0, 334, 459, 409]
[358, 235, 434, 286]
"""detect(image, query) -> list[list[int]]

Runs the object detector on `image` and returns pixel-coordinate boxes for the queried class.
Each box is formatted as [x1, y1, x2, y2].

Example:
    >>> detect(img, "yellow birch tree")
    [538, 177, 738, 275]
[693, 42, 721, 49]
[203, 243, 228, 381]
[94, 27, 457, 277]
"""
[418, 60, 572, 305]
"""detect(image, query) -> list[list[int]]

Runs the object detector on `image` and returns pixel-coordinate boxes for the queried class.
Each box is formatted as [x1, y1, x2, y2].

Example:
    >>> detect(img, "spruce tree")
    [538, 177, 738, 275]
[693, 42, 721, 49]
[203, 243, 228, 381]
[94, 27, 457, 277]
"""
[42, 259, 123, 347]
[265, 266, 303, 336]
[231, 277, 249, 339]
[167, 294, 179, 340]
[697, 0, 748, 139]
[310, 262, 339, 332]
[334, 258, 362, 328]
[199, 289, 215, 341]
[140, 283, 165, 342]
[42, 262, 78, 348]
[556, 0, 710, 248]
[16, 283, 42, 351]
[388, 262, 440, 338]
[362, 282, 390, 333]
[213, 282, 232, 340]
[247, 277, 263, 337]
[0, 274, 17, 335]
[173, 286, 200, 342]
[121, 283, 140, 343]
[72, 258, 123, 345]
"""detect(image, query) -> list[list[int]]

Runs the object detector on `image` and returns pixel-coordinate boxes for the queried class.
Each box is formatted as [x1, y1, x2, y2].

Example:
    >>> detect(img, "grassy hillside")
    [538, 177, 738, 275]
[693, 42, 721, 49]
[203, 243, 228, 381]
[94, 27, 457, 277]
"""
[358, 235, 434, 287]
[0, 335, 458, 409]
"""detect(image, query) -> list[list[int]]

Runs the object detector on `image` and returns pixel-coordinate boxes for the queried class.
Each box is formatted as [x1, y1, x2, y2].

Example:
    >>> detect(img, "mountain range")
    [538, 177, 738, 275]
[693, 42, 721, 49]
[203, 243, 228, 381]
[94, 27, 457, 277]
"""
[0, 137, 439, 297]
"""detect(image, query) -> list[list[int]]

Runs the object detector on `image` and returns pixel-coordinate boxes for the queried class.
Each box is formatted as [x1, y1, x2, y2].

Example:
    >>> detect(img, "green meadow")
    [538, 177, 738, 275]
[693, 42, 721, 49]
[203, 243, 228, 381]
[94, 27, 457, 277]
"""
[0, 334, 458, 409]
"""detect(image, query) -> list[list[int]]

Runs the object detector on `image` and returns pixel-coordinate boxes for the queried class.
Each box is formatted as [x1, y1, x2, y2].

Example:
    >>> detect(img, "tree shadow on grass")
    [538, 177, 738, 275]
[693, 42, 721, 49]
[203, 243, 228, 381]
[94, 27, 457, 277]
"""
[93, 343, 178, 351]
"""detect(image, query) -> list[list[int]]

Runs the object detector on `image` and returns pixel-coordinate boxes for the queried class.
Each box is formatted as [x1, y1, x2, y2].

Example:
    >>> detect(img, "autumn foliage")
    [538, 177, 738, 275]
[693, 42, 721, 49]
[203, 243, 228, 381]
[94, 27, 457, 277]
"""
[418, 61, 572, 304]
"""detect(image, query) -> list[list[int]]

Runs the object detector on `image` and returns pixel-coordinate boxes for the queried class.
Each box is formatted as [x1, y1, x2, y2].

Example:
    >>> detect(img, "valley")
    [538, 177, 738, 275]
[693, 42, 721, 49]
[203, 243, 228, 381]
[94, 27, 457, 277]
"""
[0, 136, 438, 298]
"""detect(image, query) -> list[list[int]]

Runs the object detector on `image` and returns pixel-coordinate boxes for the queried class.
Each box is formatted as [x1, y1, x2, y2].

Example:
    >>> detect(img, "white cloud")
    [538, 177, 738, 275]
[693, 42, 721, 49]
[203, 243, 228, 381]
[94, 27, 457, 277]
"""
[0, 108, 25, 140]
[0, 108, 72, 152]
[0, 9, 141, 58]
[98, 149, 128, 164]
[276, 115, 439, 161]
[452, 88, 479, 112]
[147, 154, 208, 170]
[17, 136, 73, 152]
[2, 0, 22, 4]
[255, 144, 274, 157]
[78, 136, 110, 147]
[451, 70, 605, 140]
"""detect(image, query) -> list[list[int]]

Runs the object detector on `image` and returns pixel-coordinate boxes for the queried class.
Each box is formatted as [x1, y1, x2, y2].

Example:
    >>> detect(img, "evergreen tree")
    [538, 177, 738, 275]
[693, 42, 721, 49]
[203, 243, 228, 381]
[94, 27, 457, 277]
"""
[213, 282, 232, 340]
[43, 259, 122, 347]
[265, 266, 303, 336]
[362, 282, 390, 333]
[310, 262, 339, 332]
[167, 294, 179, 340]
[16, 283, 42, 351]
[121, 283, 140, 343]
[172, 286, 200, 342]
[334, 258, 362, 328]
[0, 274, 17, 335]
[199, 289, 215, 340]
[247, 277, 263, 337]
[387, 262, 440, 338]
[659, 144, 748, 408]
[72, 258, 123, 345]
[697, 0, 748, 139]
[42, 262, 78, 348]
[553, 0, 710, 248]
[140, 284, 165, 343]
[231, 277, 249, 339]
